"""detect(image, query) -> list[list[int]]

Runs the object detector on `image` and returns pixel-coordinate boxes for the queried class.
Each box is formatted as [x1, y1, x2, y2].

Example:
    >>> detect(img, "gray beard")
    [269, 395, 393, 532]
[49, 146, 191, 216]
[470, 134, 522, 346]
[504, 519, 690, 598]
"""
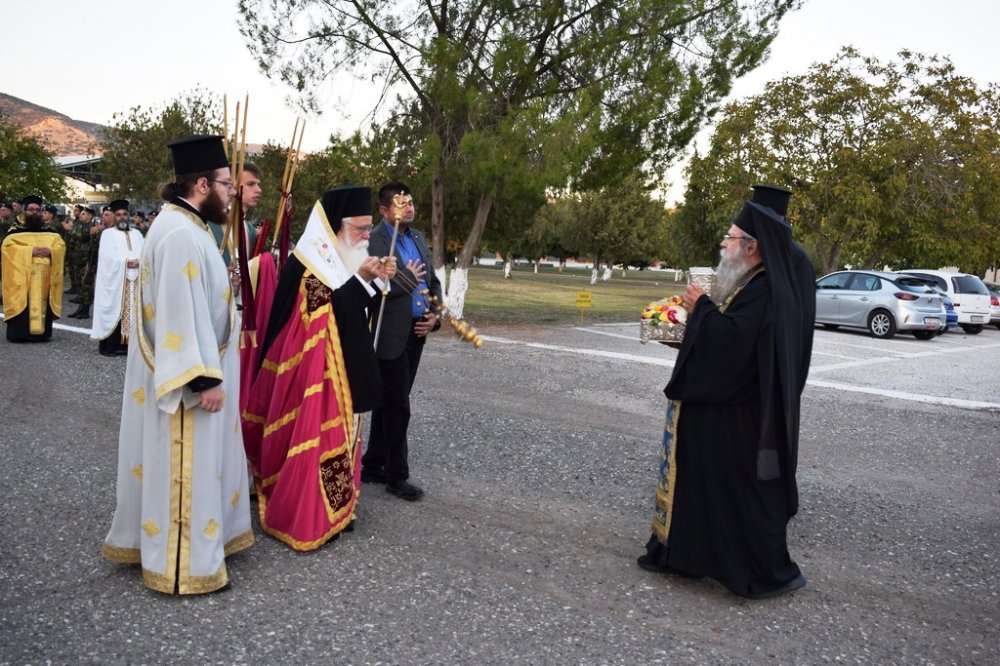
[338, 237, 370, 275]
[712, 250, 754, 305]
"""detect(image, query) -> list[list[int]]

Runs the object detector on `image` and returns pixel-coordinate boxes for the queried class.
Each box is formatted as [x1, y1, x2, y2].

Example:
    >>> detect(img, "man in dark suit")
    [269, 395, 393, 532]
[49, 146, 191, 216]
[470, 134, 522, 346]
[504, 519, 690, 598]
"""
[362, 182, 443, 501]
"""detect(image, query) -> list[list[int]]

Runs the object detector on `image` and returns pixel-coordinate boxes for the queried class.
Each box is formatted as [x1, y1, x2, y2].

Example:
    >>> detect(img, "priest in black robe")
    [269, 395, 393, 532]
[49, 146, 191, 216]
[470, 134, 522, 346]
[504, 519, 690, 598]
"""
[637, 189, 813, 599]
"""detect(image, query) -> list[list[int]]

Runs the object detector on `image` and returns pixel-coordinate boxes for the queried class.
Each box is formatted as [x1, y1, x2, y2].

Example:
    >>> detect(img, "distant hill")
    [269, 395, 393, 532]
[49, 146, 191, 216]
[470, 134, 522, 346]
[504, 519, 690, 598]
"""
[0, 93, 105, 156]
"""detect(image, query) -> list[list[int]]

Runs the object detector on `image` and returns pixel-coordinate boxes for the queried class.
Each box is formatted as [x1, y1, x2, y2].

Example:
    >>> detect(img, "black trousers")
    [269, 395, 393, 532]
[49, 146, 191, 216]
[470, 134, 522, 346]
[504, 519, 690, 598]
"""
[363, 322, 425, 481]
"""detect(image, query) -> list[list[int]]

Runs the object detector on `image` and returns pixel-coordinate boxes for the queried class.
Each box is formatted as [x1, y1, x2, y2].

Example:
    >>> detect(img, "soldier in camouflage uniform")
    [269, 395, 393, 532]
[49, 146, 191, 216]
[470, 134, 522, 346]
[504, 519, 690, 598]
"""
[66, 207, 91, 300]
[68, 206, 103, 319]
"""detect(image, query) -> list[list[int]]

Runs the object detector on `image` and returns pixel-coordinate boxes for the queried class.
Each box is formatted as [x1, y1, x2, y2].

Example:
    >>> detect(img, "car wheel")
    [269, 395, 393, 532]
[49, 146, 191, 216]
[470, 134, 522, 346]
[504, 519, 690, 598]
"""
[960, 324, 983, 334]
[867, 310, 896, 339]
[912, 330, 935, 340]
[822, 324, 840, 330]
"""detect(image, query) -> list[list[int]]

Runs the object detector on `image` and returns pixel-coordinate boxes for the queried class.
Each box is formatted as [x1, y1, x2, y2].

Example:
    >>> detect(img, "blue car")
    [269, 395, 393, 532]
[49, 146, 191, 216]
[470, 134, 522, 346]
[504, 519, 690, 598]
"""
[917, 282, 958, 334]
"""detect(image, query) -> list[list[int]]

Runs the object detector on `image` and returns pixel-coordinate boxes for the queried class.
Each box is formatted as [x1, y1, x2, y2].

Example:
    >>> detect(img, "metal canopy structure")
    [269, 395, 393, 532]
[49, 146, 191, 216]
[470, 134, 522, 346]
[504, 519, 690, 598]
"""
[55, 155, 103, 187]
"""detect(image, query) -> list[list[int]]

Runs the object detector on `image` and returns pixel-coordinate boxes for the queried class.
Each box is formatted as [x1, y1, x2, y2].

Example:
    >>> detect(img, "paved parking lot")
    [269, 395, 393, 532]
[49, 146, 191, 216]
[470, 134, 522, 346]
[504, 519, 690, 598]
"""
[1, 318, 997, 664]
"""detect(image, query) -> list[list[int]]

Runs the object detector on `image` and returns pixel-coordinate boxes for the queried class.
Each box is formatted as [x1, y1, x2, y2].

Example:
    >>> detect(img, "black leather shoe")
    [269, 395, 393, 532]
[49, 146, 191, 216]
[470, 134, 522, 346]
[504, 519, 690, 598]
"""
[636, 554, 702, 578]
[743, 573, 806, 600]
[69, 305, 90, 319]
[386, 479, 424, 501]
[360, 468, 387, 484]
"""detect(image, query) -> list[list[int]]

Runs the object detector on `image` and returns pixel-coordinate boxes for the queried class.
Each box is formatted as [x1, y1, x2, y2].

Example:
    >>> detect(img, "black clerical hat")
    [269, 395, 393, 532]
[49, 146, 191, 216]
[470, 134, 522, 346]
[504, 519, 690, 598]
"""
[21, 195, 43, 208]
[751, 184, 791, 218]
[320, 185, 372, 232]
[167, 135, 229, 176]
[109, 199, 130, 213]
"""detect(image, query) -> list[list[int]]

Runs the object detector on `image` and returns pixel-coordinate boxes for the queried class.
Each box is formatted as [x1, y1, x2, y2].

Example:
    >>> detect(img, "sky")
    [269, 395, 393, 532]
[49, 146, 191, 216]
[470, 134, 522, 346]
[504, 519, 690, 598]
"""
[4, 0, 999, 203]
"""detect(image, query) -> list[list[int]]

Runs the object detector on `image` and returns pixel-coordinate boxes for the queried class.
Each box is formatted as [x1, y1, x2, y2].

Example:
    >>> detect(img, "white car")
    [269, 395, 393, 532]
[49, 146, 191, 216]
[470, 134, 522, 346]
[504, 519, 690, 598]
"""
[899, 270, 992, 334]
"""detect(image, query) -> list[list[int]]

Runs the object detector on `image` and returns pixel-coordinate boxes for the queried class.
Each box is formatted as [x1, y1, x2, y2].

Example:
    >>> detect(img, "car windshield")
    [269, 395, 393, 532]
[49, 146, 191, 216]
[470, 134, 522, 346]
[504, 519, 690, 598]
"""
[895, 277, 935, 294]
[952, 276, 988, 295]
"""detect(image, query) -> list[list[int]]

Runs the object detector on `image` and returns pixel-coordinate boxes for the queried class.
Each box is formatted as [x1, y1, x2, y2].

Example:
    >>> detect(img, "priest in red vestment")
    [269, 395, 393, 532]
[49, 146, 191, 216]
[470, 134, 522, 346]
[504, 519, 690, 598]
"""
[242, 185, 396, 551]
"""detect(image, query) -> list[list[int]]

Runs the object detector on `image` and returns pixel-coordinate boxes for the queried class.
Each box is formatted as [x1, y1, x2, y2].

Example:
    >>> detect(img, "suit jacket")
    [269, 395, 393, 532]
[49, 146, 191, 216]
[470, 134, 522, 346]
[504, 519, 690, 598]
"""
[368, 220, 443, 360]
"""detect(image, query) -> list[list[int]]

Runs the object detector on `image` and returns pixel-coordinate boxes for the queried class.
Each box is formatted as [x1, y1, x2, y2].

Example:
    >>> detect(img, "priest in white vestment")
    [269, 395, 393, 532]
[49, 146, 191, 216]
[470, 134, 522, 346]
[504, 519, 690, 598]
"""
[102, 135, 253, 595]
[91, 199, 144, 356]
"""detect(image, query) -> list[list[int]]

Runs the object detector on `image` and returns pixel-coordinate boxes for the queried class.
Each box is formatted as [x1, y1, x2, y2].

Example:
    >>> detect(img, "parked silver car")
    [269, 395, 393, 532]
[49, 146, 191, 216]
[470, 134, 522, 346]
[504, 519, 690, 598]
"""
[815, 270, 946, 339]
[985, 282, 1000, 330]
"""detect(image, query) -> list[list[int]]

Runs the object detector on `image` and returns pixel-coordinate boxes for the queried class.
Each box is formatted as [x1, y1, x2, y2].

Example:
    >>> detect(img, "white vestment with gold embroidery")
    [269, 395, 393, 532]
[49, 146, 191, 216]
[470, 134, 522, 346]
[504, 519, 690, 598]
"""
[91, 227, 144, 340]
[102, 202, 253, 594]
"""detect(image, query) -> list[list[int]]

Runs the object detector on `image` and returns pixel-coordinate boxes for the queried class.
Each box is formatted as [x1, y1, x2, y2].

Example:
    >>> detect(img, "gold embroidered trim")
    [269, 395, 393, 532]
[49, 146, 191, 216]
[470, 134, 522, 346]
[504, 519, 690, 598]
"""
[242, 412, 266, 425]
[256, 488, 351, 552]
[261, 381, 326, 437]
[155, 364, 223, 402]
[101, 542, 141, 564]
[177, 407, 195, 593]
[224, 530, 255, 556]
[260, 328, 326, 374]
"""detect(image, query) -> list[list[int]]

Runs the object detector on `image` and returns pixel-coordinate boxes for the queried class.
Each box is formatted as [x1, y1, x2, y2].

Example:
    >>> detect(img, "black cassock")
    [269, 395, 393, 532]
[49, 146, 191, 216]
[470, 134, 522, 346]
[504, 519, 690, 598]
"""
[645, 271, 803, 597]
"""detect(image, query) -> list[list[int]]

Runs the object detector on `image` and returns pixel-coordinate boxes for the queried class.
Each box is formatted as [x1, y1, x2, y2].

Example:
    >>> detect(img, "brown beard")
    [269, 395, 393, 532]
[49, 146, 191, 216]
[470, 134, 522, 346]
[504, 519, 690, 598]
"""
[200, 188, 229, 226]
[24, 213, 44, 231]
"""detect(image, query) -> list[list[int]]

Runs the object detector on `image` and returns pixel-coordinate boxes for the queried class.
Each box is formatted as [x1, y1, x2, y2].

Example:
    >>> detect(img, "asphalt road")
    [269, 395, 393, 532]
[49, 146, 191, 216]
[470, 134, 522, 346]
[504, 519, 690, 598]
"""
[1, 310, 998, 665]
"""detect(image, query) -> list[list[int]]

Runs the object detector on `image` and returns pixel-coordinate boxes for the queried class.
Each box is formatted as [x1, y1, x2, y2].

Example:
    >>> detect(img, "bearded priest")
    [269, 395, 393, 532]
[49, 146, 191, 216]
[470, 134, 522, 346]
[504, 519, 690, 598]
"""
[242, 185, 397, 552]
[637, 190, 812, 600]
[91, 199, 144, 356]
[1, 195, 65, 342]
[102, 135, 253, 595]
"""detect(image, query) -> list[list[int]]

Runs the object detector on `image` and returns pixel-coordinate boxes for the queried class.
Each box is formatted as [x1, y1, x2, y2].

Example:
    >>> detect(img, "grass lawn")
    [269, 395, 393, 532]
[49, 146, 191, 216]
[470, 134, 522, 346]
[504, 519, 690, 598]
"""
[457, 264, 685, 325]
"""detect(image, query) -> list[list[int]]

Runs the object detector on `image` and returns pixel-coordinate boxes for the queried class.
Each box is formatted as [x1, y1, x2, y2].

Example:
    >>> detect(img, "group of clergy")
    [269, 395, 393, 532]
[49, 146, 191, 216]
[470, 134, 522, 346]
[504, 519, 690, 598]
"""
[99, 134, 416, 595]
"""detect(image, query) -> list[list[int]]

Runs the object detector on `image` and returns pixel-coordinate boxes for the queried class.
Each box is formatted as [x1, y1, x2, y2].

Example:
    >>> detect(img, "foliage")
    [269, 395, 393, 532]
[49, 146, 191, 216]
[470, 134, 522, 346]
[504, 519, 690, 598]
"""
[671, 48, 1000, 275]
[99, 89, 222, 204]
[239, 0, 798, 276]
[0, 113, 67, 202]
[535, 173, 670, 268]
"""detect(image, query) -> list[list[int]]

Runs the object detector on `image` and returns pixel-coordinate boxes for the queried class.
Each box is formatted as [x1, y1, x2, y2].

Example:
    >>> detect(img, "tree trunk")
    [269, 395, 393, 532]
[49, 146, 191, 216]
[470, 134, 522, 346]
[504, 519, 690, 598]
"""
[446, 192, 494, 316]
[444, 266, 468, 319]
[430, 156, 446, 271]
[455, 193, 493, 269]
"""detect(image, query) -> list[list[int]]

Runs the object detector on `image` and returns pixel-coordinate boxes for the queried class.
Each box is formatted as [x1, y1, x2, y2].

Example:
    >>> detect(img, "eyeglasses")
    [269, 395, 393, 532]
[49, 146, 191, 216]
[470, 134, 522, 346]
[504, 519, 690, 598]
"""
[209, 179, 235, 190]
[344, 221, 373, 233]
[25, 206, 41, 212]
[721, 234, 753, 243]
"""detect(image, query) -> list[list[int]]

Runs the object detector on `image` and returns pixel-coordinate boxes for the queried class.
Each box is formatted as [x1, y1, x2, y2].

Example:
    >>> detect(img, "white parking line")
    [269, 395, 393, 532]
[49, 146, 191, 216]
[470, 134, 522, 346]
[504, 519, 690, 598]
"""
[807, 379, 1000, 411]
[0, 313, 90, 335]
[480, 335, 675, 367]
[810, 349, 863, 360]
[571, 326, 643, 342]
[54, 322, 93, 335]
[481, 332, 1000, 412]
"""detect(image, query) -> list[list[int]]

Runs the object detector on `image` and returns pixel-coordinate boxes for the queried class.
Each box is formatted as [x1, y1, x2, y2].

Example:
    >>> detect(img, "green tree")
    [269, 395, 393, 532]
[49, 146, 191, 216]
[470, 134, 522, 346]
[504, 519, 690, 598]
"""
[240, 0, 798, 308]
[0, 113, 67, 202]
[672, 48, 1000, 275]
[559, 173, 670, 272]
[100, 89, 222, 204]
